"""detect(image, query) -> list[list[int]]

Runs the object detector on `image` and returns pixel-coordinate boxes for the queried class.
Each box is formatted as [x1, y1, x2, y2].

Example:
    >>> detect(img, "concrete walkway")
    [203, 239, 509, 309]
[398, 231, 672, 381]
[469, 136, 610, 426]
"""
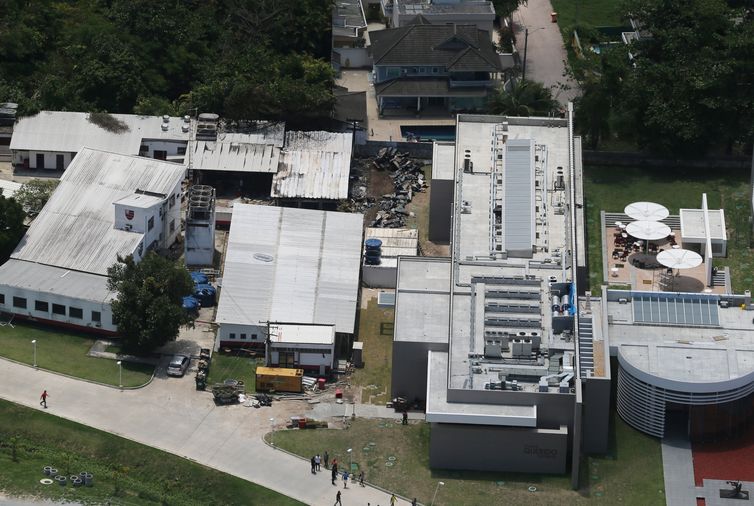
[512, 0, 579, 105]
[0, 359, 414, 506]
[661, 427, 698, 506]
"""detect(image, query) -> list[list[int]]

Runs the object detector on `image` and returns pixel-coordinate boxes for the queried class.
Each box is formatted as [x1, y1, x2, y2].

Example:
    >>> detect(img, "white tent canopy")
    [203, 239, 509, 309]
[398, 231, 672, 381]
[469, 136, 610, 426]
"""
[625, 201, 670, 221]
[626, 220, 671, 241]
[656, 249, 703, 270]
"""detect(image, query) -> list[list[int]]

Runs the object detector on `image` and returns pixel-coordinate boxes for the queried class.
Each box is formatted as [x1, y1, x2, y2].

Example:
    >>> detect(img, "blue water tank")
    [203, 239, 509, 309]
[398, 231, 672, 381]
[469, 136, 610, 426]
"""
[365, 249, 381, 266]
[190, 271, 209, 285]
[182, 295, 200, 312]
[194, 284, 216, 307]
[365, 238, 382, 251]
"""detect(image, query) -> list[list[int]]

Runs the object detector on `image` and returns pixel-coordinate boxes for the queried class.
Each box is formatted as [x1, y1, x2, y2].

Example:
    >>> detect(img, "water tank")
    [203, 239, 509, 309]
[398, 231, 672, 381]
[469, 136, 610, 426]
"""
[190, 271, 209, 285]
[551, 295, 560, 312]
[182, 295, 200, 312]
[364, 238, 382, 251]
[561, 293, 571, 313]
[521, 339, 533, 356]
[364, 249, 381, 266]
[194, 284, 216, 307]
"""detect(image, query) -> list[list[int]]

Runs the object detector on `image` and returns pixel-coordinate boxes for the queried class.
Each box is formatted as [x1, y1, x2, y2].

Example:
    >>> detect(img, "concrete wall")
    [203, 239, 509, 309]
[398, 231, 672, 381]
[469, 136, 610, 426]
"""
[581, 376, 611, 454]
[14, 150, 75, 170]
[269, 343, 335, 372]
[429, 179, 453, 243]
[217, 323, 266, 349]
[362, 264, 397, 288]
[0, 285, 116, 333]
[355, 140, 434, 158]
[140, 139, 187, 159]
[391, 341, 449, 401]
[334, 48, 372, 68]
[429, 423, 569, 473]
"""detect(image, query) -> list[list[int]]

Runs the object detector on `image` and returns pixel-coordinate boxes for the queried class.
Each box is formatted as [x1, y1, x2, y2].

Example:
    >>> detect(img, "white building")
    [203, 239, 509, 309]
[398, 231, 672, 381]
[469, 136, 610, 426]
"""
[10, 111, 190, 171]
[391, 1, 496, 37]
[266, 323, 336, 374]
[214, 204, 363, 350]
[362, 227, 419, 288]
[0, 148, 185, 334]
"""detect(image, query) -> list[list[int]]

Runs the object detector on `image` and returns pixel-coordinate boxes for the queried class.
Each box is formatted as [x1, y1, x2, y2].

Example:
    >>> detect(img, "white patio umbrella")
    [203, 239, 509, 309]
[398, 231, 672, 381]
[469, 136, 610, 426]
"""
[624, 201, 670, 221]
[626, 220, 671, 241]
[656, 249, 703, 270]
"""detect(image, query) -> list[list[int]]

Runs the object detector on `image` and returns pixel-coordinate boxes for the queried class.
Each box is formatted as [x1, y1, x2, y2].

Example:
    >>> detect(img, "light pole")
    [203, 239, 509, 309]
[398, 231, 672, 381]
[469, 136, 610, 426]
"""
[347, 448, 352, 472]
[269, 417, 275, 446]
[117, 360, 122, 389]
[31, 340, 37, 368]
[430, 481, 445, 506]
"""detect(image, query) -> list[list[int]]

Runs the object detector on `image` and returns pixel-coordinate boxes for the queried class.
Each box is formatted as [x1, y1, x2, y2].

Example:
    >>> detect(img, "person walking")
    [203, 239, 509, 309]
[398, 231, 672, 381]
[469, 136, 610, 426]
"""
[358, 470, 365, 487]
[310, 456, 316, 474]
[315, 454, 321, 472]
[342, 470, 349, 488]
[402, 411, 408, 425]
[324, 450, 330, 469]
[331, 466, 338, 485]
[390, 493, 397, 506]
[334, 490, 342, 506]
[412, 499, 417, 506]
[39, 390, 49, 408]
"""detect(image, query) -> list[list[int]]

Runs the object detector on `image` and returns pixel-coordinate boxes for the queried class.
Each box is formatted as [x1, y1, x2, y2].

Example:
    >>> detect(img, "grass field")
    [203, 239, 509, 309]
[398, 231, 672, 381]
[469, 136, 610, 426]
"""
[206, 353, 258, 392]
[551, 0, 624, 29]
[351, 298, 394, 405]
[583, 164, 753, 293]
[0, 323, 153, 387]
[272, 412, 664, 505]
[0, 399, 302, 505]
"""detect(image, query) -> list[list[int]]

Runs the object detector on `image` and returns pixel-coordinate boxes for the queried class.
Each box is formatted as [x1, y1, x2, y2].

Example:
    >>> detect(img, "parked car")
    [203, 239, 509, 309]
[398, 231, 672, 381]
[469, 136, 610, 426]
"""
[167, 355, 190, 377]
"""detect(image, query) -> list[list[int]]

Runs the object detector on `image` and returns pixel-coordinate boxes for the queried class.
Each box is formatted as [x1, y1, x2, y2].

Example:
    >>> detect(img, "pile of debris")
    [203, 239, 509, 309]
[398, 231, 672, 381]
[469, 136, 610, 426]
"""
[370, 148, 426, 228]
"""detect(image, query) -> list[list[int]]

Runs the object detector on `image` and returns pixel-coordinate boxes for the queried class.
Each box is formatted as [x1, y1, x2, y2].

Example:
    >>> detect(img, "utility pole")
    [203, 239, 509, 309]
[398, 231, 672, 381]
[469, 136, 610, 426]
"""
[522, 28, 529, 82]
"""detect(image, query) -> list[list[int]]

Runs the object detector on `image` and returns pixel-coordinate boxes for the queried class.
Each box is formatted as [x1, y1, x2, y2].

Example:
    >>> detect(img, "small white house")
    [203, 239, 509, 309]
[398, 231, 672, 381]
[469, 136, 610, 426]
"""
[266, 323, 336, 375]
[0, 148, 185, 334]
[10, 111, 190, 171]
[680, 207, 727, 257]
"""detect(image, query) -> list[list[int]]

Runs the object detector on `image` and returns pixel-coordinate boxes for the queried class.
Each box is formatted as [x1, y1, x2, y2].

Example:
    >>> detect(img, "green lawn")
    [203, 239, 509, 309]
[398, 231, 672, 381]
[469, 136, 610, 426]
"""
[271, 413, 663, 505]
[583, 164, 753, 293]
[551, 0, 624, 29]
[351, 298, 394, 405]
[0, 399, 302, 505]
[206, 353, 258, 392]
[0, 323, 153, 387]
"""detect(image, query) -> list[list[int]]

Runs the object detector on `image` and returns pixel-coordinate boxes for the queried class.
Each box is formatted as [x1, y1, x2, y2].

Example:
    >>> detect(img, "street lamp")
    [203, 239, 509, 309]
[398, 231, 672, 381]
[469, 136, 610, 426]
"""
[31, 340, 37, 368]
[430, 481, 445, 506]
[117, 360, 122, 389]
[347, 448, 352, 472]
[269, 417, 275, 446]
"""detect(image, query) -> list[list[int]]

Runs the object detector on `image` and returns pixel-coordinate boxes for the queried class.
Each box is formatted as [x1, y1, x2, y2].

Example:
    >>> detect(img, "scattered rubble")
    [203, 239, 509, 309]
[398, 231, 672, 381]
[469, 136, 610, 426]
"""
[343, 148, 427, 227]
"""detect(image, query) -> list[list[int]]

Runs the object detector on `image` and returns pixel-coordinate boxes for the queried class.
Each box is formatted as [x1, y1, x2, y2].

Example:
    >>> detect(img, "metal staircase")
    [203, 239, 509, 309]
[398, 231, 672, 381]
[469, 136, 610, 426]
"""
[577, 316, 594, 378]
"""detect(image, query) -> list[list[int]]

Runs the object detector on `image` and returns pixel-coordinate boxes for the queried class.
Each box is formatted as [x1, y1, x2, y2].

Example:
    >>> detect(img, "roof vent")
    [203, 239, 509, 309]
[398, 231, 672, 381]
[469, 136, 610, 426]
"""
[253, 253, 274, 263]
[162, 115, 170, 123]
[181, 124, 189, 133]
[183, 115, 191, 123]
[161, 123, 169, 131]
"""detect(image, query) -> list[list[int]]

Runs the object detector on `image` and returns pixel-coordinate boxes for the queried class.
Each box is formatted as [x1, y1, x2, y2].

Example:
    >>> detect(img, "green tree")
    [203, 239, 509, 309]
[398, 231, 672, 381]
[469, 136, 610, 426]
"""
[487, 80, 561, 117]
[107, 253, 194, 353]
[491, 0, 526, 19]
[0, 195, 25, 262]
[13, 179, 59, 217]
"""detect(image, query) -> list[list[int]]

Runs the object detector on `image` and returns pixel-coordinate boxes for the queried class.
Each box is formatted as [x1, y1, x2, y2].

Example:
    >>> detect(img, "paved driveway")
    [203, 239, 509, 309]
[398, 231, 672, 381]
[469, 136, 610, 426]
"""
[0, 359, 413, 505]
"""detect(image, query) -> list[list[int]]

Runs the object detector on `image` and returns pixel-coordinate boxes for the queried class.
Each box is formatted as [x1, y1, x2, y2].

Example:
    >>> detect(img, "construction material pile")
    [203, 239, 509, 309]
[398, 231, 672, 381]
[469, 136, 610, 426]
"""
[370, 148, 427, 228]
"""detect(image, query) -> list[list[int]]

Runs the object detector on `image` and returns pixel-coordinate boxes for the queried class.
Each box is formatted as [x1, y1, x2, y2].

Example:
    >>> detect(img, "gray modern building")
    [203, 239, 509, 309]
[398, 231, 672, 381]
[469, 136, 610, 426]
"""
[391, 108, 606, 486]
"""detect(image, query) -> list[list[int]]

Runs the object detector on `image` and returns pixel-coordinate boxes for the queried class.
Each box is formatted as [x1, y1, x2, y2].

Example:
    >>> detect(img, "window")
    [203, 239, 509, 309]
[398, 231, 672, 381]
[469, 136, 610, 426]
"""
[433, 67, 439, 73]
[420, 67, 426, 73]
[251, 333, 258, 340]
[69, 307, 83, 319]
[12, 296, 26, 309]
[52, 303, 66, 315]
[177, 146, 187, 156]
[241, 333, 247, 339]
[169, 194, 176, 208]
[92, 311, 101, 322]
[170, 219, 175, 233]
[153, 150, 167, 160]
[148, 216, 154, 231]
[35, 300, 49, 312]
[0, 294, 4, 304]
[229, 333, 236, 340]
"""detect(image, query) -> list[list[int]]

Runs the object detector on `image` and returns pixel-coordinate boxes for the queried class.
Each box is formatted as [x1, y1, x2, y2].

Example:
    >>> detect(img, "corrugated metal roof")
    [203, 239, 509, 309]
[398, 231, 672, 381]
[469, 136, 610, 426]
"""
[365, 227, 418, 258]
[11, 148, 186, 275]
[503, 139, 535, 253]
[190, 140, 280, 173]
[214, 204, 363, 334]
[0, 179, 22, 198]
[0, 259, 114, 303]
[270, 131, 353, 200]
[10, 111, 189, 154]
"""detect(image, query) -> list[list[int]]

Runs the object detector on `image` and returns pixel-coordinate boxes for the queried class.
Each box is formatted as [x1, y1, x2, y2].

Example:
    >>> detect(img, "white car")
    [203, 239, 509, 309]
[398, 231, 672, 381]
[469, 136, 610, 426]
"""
[167, 355, 190, 377]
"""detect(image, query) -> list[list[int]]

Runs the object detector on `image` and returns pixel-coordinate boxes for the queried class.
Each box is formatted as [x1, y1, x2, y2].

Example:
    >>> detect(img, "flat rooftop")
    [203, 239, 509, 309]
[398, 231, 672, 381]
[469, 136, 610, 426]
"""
[394, 257, 451, 344]
[680, 208, 726, 240]
[269, 323, 335, 346]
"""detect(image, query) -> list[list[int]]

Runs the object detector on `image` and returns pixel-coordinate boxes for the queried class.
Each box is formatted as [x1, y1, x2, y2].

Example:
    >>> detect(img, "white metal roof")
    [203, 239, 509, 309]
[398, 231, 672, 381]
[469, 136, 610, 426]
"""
[364, 227, 418, 258]
[214, 204, 363, 333]
[0, 179, 22, 199]
[0, 259, 115, 303]
[504, 139, 535, 253]
[269, 323, 335, 345]
[432, 142, 455, 180]
[190, 127, 283, 174]
[270, 131, 353, 200]
[680, 208, 726, 240]
[113, 193, 163, 209]
[10, 148, 186, 275]
[10, 111, 189, 154]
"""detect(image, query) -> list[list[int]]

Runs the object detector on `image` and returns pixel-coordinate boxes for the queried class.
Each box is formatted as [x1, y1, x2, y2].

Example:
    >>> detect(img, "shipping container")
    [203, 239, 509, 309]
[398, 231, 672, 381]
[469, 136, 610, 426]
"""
[255, 366, 304, 393]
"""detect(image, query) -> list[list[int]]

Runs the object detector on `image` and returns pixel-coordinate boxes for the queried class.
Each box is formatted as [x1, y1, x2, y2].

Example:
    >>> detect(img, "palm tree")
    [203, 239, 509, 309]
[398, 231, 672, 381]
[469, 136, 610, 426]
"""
[487, 79, 560, 117]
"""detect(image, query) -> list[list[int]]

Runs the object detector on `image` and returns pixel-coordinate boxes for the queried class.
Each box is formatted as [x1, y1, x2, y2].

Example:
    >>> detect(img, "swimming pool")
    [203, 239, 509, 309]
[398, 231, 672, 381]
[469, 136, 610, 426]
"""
[400, 125, 456, 142]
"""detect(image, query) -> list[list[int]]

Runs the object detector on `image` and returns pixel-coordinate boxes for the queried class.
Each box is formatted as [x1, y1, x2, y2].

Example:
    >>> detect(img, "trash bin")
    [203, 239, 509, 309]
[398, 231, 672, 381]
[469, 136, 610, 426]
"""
[317, 378, 326, 390]
[335, 388, 343, 399]
[298, 418, 307, 429]
[551, 12, 558, 23]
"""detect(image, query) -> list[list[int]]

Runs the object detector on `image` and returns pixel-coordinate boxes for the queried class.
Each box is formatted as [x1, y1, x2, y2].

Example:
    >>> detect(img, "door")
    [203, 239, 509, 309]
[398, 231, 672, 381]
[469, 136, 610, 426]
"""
[36, 154, 44, 169]
[153, 150, 167, 160]
[56, 154, 64, 170]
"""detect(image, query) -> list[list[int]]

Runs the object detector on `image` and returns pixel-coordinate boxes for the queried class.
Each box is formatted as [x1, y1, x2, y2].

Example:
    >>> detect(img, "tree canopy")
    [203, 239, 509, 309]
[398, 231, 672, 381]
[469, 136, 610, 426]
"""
[13, 179, 59, 217]
[0, 195, 25, 263]
[0, 0, 335, 121]
[107, 253, 195, 353]
[488, 80, 561, 117]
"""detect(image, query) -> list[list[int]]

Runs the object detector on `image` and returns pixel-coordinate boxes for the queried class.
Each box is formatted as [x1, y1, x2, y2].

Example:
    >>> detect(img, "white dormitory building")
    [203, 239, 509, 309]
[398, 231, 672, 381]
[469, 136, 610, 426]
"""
[10, 111, 191, 171]
[0, 148, 185, 334]
[214, 204, 363, 372]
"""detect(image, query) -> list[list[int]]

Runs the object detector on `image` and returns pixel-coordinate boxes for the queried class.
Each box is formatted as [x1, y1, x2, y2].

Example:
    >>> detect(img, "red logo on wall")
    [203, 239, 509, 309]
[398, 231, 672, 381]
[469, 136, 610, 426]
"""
[125, 209, 135, 220]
